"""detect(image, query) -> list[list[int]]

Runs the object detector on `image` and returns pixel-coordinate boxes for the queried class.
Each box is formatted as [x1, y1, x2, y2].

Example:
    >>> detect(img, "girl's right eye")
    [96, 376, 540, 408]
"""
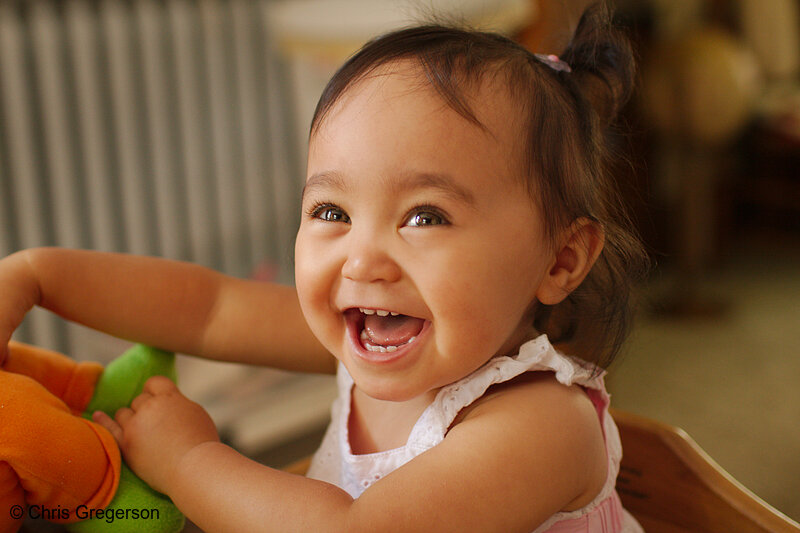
[309, 203, 350, 223]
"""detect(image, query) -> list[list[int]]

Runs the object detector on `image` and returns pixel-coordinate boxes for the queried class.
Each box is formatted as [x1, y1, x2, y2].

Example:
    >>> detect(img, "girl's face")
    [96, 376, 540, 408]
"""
[295, 64, 556, 402]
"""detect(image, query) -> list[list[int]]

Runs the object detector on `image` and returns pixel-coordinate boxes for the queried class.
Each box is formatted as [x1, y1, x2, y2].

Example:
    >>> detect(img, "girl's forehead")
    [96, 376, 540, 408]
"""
[307, 66, 530, 201]
[312, 61, 524, 160]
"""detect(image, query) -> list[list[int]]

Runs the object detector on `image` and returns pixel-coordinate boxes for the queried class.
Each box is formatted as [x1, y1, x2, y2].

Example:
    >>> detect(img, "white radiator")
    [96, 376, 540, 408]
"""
[0, 0, 338, 456]
[0, 0, 302, 357]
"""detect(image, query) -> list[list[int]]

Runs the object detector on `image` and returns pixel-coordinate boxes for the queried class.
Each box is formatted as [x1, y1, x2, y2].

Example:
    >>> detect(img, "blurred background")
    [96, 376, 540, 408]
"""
[1, 0, 797, 528]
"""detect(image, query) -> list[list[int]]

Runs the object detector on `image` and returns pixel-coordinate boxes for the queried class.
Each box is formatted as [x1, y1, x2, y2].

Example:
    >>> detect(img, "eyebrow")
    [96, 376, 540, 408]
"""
[303, 170, 476, 207]
[303, 171, 347, 199]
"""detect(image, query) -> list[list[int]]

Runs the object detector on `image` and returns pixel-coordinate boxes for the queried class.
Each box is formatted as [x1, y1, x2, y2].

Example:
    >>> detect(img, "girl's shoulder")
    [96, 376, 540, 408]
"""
[450, 370, 609, 512]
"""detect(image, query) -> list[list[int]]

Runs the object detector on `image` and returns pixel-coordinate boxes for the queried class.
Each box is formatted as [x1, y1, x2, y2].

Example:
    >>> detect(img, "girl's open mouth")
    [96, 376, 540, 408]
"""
[344, 308, 428, 363]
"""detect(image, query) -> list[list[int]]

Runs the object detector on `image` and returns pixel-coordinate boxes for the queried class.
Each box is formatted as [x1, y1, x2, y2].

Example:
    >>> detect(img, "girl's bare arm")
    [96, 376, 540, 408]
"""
[0, 248, 334, 373]
[100, 372, 605, 533]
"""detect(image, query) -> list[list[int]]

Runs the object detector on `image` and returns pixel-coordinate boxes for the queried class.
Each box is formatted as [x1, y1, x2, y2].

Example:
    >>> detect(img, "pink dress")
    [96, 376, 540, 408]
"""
[307, 334, 644, 532]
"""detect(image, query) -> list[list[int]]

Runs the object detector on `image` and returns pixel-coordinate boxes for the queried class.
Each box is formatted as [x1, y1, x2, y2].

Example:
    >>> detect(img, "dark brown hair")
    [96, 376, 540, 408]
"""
[309, 4, 649, 368]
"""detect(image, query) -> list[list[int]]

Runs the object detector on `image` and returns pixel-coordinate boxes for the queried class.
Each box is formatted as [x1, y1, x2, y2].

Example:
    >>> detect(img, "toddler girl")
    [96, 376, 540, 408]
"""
[0, 4, 647, 531]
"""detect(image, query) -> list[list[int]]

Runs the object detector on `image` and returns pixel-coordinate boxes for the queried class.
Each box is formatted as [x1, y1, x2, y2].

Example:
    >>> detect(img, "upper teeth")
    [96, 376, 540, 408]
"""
[359, 308, 398, 316]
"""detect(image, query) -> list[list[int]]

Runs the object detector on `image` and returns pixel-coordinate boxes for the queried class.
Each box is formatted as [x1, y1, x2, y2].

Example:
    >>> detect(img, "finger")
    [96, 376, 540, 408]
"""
[130, 391, 152, 412]
[114, 406, 135, 427]
[93, 411, 124, 443]
[143, 375, 178, 395]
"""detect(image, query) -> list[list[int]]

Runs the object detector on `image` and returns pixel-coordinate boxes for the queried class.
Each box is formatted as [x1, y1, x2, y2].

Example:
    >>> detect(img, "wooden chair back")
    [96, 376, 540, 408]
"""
[611, 408, 800, 533]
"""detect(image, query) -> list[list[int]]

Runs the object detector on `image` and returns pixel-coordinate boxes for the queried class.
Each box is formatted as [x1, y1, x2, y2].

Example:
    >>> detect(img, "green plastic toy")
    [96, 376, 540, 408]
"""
[70, 345, 185, 533]
[0, 343, 185, 533]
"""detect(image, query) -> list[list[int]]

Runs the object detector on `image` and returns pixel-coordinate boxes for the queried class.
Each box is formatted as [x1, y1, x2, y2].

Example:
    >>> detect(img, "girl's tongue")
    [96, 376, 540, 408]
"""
[363, 313, 424, 346]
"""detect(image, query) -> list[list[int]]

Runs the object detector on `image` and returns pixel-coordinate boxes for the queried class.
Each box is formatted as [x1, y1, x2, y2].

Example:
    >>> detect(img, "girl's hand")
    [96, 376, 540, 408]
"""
[93, 376, 220, 495]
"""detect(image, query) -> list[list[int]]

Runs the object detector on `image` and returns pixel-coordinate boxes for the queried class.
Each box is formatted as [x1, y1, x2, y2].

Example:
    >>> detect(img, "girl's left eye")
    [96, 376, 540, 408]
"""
[404, 208, 448, 227]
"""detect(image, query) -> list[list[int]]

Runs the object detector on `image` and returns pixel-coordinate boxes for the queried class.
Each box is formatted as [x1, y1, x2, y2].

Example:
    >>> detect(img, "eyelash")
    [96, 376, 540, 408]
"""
[305, 201, 450, 227]
[403, 204, 449, 227]
[306, 202, 350, 223]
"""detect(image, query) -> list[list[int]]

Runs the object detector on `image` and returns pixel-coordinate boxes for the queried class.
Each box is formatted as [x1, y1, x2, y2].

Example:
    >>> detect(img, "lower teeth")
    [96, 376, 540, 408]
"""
[360, 329, 417, 353]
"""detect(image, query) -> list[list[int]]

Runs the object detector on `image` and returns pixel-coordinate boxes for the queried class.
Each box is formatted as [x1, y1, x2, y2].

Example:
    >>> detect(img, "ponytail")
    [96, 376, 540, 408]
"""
[561, 3, 636, 126]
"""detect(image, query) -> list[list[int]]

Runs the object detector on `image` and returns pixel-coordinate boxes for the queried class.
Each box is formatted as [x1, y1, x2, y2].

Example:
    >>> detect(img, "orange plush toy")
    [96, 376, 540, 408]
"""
[0, 341, 184, 533]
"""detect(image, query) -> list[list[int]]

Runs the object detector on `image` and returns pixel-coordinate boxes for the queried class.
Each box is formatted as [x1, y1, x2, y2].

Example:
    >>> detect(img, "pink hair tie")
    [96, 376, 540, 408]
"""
[533, 53, 572, 73]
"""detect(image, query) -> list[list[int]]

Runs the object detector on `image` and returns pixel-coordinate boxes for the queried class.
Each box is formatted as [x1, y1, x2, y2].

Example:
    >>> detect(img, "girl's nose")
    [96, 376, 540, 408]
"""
[341, 238, 401, 283]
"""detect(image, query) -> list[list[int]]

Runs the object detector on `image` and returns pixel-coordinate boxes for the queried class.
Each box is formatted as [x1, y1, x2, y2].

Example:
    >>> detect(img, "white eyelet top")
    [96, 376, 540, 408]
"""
[307, 334, 643, 532]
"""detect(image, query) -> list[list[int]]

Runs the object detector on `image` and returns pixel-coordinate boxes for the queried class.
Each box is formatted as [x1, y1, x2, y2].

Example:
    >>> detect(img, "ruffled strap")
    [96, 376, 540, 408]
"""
[407, 334, 627, 529]
[408, 335, 608, 449]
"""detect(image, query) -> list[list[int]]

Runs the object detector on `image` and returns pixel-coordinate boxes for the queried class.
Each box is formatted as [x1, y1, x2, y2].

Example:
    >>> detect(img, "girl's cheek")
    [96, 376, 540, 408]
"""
[294, 242, 319, 299]
[294, 270, 332, 340]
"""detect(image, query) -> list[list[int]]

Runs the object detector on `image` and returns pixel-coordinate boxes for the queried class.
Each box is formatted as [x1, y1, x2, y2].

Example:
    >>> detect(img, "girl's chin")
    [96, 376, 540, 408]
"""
[348, 371, 437, 403]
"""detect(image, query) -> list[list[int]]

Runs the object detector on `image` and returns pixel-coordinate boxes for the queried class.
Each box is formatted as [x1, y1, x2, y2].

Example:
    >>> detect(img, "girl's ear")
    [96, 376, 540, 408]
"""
[536, 219, 605, 305]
